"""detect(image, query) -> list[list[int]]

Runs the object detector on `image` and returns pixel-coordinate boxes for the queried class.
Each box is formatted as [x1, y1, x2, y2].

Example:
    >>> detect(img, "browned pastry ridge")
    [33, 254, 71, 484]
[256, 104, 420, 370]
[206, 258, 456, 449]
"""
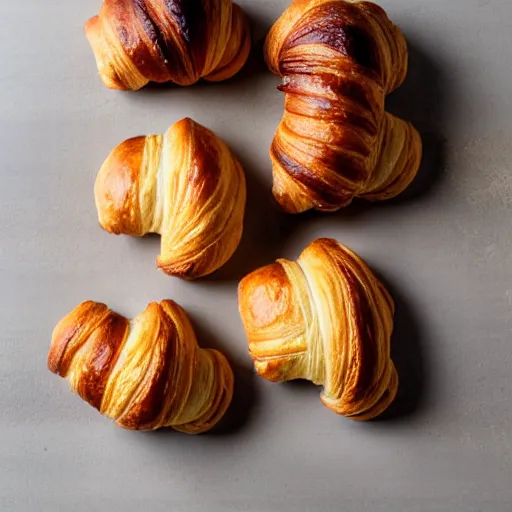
[85, 0, 251, 90]
[265, 0, 422, 213]
[238, 238, 397, 420]
[94, 118, 247, 279]
[48, 300, 234, 432]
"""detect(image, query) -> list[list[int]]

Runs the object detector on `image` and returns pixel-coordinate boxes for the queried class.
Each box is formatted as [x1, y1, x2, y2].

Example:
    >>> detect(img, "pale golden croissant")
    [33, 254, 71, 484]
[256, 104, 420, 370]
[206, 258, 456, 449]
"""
[265, 0, 422, 213]
[94, 118, 246, 279]
[238, 238, 398, 420]
[48, 300, 234, 432]
[85, 0, 251, 90]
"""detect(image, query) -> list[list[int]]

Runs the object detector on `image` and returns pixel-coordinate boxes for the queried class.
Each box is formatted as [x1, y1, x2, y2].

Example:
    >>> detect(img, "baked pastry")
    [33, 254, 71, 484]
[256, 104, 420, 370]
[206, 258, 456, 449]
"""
[48, 300, 234, 432]
[94, 118, 246, 279]
[85, 0, 251, 90]
[238, 238, 397, 420]
[265, 0, 422, 213]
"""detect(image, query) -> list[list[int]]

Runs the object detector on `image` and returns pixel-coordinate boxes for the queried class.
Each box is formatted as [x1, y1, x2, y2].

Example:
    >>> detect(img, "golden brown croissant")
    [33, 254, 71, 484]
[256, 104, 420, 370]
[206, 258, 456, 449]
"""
[85, 0, 251, 90]
[265, 0, 422, 213]
[48, 300, 234, 432]
[94, 118, 246, 279]
[238, 238, 397, 420]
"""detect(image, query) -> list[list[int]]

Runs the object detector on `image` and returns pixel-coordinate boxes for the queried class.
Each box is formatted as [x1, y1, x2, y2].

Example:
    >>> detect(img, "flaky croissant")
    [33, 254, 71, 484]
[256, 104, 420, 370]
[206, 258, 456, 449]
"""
[85, 0, 251, 90]
[265, 0, 422, 213]
[48, 300, 234, 432]
[238, 238, 397, 420]
[94, 118, 246, 279]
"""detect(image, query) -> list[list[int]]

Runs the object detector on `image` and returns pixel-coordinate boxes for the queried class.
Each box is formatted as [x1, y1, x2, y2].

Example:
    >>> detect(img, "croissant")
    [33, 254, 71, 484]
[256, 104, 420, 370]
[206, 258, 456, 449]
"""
[238, 238, 397, 420]
[94, 118, 246, 279]
[265, 0, 422, 213]
[85, 0, 251, 90]
[48, 300, 234, 432]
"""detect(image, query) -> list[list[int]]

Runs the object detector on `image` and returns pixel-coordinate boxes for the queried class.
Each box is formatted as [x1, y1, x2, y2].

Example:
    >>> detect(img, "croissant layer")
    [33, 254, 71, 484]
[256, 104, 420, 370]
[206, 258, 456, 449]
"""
[94, 118, 246, 279]
[48, 300, 234, 432]
[85, 0, 251, 90]
[238, 238, 398, 420]
[265, 0, 422, 213]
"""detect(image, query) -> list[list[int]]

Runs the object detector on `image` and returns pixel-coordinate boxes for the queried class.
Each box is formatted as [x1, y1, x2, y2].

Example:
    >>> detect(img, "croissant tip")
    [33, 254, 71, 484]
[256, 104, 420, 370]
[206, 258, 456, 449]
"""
[157, 262, 200, 281]
[173, 117, 204, 134]
[274, 196, 309, 215]
[83, 15, 98, 34]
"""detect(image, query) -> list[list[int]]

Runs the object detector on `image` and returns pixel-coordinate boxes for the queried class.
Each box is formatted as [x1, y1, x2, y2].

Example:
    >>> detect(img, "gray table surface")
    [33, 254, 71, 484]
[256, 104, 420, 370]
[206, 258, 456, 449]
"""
[1, 1, 512, 511]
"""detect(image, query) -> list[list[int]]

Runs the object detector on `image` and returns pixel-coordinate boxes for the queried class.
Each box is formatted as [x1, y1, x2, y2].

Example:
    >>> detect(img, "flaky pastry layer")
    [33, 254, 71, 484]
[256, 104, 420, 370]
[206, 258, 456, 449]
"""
[85, 0, 251, 90]
[239, 238, 398, 420]
[94, 118, 246, 279]
[48, 300, 234, 432]
[265, 0, 422, 213]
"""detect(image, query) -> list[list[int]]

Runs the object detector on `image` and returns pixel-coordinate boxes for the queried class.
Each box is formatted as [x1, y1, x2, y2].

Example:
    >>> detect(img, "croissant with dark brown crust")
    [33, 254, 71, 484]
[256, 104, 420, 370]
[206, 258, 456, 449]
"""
[48, 300, 234, 432]
[85, 0, 251, 90]
[265, 0, 422, 213]
[238, 238, 397, 420]
[94, 118, 246, 279]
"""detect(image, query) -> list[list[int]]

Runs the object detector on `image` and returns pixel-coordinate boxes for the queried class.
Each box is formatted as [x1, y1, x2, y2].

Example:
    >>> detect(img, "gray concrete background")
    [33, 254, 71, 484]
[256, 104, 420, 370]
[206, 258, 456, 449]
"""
[1, 1, 511, 510]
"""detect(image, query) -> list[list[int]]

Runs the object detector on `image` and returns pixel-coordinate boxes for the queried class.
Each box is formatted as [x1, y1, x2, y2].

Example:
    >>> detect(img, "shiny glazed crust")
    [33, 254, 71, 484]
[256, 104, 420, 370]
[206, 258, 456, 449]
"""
[48, 300, 234, 432]
[238, 238, 398, 420]
[85, 0, 251, 90]
[265, 0, 422, 213]
[94, 118, 247, 279]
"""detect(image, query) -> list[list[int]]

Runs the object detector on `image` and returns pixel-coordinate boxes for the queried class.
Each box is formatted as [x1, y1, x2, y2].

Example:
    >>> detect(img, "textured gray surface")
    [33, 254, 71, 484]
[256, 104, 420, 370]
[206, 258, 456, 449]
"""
[1, 1, 512, 511]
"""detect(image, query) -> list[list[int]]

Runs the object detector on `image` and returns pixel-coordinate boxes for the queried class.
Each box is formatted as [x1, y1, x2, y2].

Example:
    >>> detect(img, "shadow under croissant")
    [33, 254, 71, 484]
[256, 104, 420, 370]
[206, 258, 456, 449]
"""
[384, 36, 449, 204]
[369, 271, 430, 422]
[188, 313, 260, 436]
[203, 154, 300, 283]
